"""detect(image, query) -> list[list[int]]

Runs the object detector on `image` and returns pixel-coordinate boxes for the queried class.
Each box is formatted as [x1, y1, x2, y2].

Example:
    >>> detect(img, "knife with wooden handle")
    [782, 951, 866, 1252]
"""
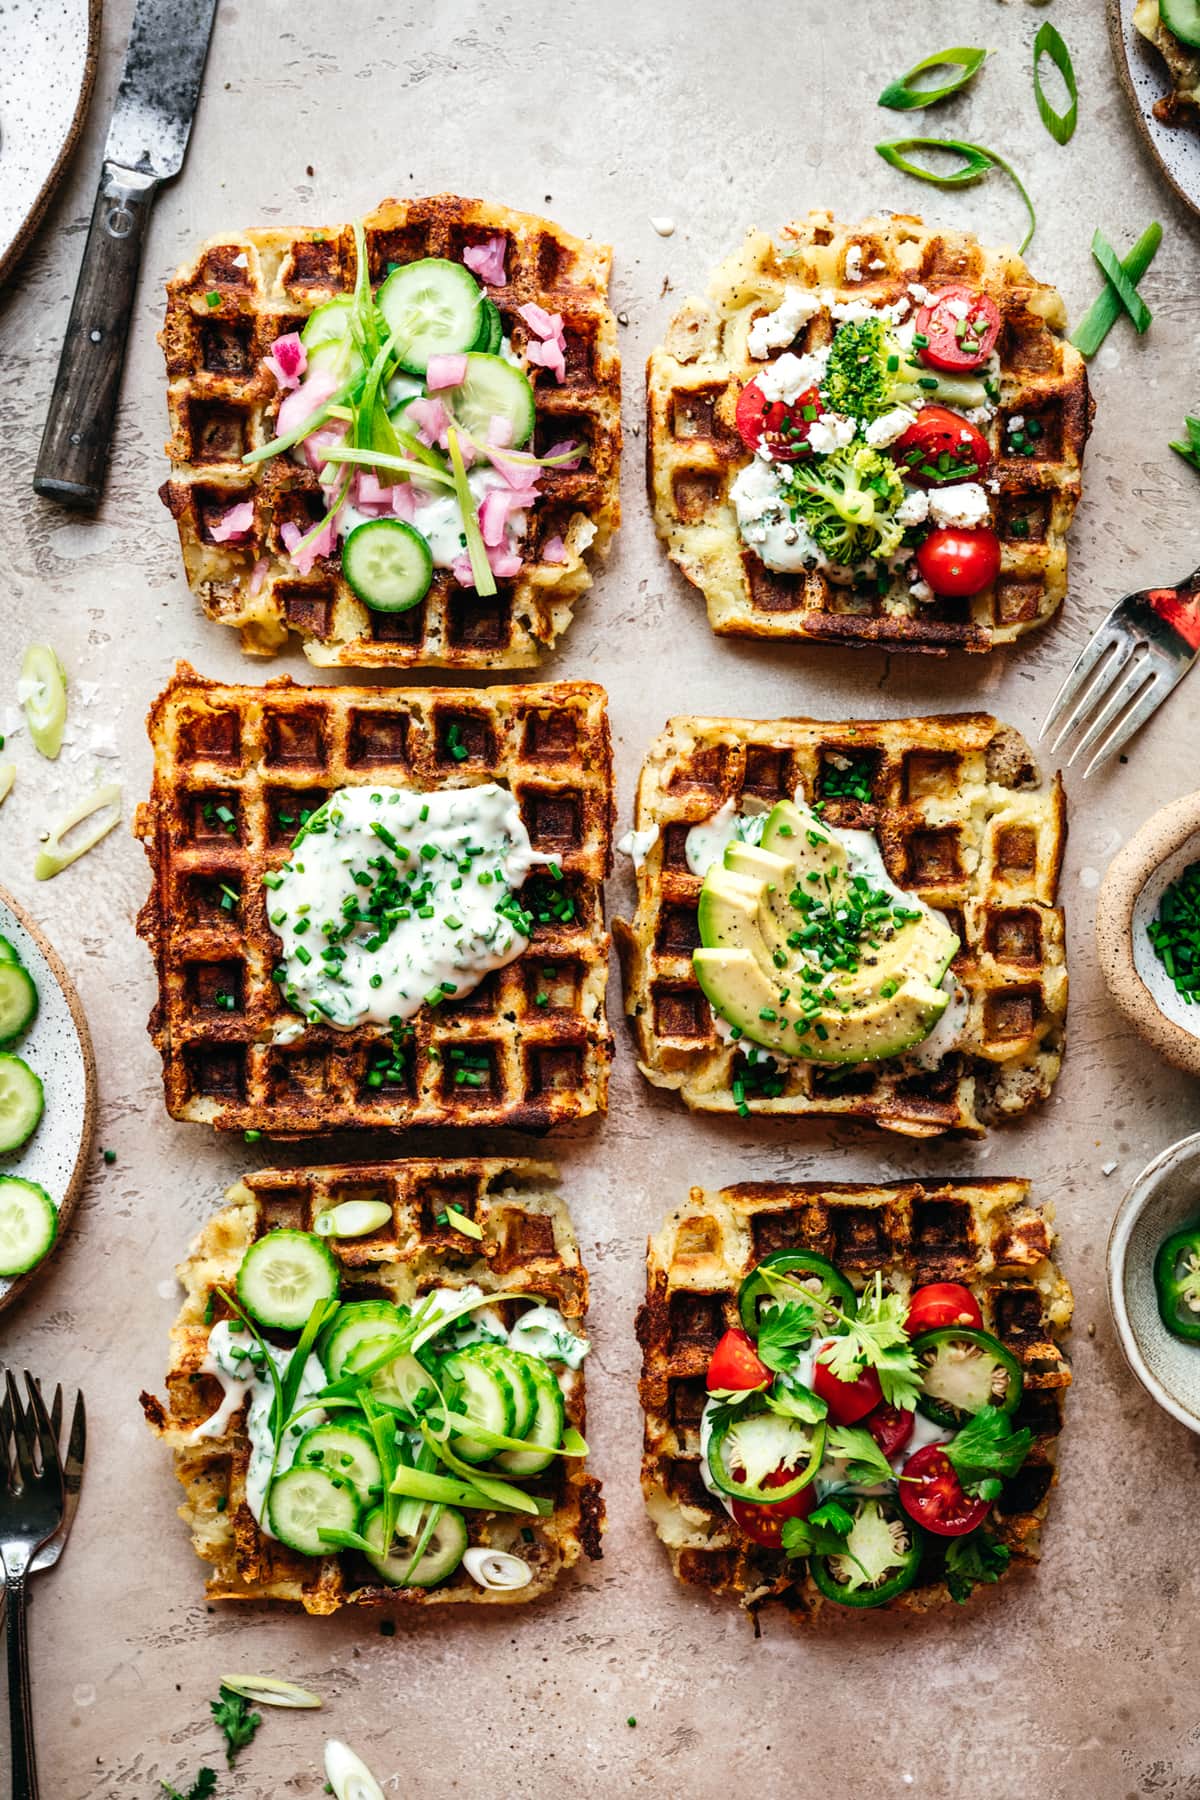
[33, 0, 219, 508]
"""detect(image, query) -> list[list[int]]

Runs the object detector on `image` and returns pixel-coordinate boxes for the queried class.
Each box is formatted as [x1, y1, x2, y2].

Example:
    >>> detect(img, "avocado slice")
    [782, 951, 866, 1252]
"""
[694, 798, 959, 1065]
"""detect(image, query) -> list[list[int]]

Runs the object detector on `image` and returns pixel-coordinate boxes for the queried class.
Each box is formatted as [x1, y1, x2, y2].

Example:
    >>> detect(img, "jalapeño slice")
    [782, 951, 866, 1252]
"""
[1155, 1225, 1200, 1343]
[809, 1496, 922, 1609]
[912, 1326, 1023, 1429]
[706, 1395, 825, 1503]
[737, 1250, 857, 1338]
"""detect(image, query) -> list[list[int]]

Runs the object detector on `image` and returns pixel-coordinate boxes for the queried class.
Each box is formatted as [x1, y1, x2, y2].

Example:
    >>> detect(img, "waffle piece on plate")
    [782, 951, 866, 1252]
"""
[615, 710, 1066, 1137]
[647, 209, 1090, 653]
[141, 1159, 604, 1612]
[135, 665, 613, 1134]
[638, 1177, 1071, 1622]
[1134, 0, 1200, 123]
[159, 194, 621, 668]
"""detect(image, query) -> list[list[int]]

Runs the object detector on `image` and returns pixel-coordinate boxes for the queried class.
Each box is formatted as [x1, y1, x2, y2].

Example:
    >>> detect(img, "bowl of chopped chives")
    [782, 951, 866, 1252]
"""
[1097, 791, 1200, 1078]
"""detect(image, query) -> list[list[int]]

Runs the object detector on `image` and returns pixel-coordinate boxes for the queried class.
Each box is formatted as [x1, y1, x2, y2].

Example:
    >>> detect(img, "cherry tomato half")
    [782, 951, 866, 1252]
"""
[865, 1402, 915, 1462]
[915, 287, 1002, 373]
[899, 1443, 991, 1537]
[734, 379, 823, 461]
[915, 526, 1002, 599]
[706, 1327, 770, 1394]
[730, 1468, 816, 1548]
[906, 1282, 984, 1336]
[813, 1341, 883, 1425]
[892, 406, 991, 489]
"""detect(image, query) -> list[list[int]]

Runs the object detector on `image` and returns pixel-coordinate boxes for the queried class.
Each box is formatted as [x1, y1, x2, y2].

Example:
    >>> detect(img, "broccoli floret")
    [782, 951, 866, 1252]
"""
[783, 444, 906, 566]
[822, 316, 991, 421]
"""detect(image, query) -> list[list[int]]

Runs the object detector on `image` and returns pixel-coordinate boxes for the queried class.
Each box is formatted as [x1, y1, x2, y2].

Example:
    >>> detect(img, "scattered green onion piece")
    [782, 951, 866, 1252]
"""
[325, 1740, 386, 1800]
[878, 45, 988, 111]
[1070, 222, 1161, 357]
[444, 1205, 483, 1241]
[242, 370, 363, 466]
[875, 136, 1036, 254]
[0, 764, 13, 808]
[1169, 415, 1200, 474]
[218, 1676, 322, 1710]
[1091, 230, 1152, 334]
[318, 446, 454, 488]
[388, 1463, 548, 1516]
[1032, 22, 1078, 145]
[314, 1199, 393, 1239]
[34, 781, 122, 880]
[446, 426, 497, 598]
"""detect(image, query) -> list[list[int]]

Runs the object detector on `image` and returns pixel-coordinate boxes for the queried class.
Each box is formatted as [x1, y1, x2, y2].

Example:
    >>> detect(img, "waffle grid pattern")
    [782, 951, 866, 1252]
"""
[637, 1177, 1072, 1623]
[135, 666, 614, 1134]
[647, 210, 1091, 653]
[140, 1160, 604, 1613]
[159, 194, 622, 668]
[614, 711, 1067, 1137]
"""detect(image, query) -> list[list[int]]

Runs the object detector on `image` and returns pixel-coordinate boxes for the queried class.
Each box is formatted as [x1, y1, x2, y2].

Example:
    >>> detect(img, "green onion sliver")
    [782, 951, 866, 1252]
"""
[1091, 230, 1152, 334]
[389, 1464, 551, 1517]
[878, 45, 988, 112]
[1070, 222, 1161, 357]
[318, 446, 454, 488]
[1169, 416, 1200, 474]
[446, 426, 497, 598]
[34, 781, 122, 881]
[218, 1676, 322, 1710]
[875, 136, 1036, 254]
[1033, 22, 1078, 145]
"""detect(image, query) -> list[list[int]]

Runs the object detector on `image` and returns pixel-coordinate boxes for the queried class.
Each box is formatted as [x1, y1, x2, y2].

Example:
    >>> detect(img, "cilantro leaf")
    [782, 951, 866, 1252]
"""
[943, 1532, 1011, 1604]
[764, 1373, 828, 1425]
[781, 1509, 854, 1560]
[825, 1423, 897, 1486]
[943, 1407, 1032, 1497]
[161, 1770, 218, 1800]
[212, 1686, 261, 1767]
[817, 1275, 921, 1409]
[755, 1301, 821, 1374]
[808, 1497, 854, 1533]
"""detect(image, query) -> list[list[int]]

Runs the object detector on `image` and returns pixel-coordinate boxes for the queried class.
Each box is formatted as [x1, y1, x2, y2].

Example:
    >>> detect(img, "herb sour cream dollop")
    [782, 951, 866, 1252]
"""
[266, 783, 553, 1030]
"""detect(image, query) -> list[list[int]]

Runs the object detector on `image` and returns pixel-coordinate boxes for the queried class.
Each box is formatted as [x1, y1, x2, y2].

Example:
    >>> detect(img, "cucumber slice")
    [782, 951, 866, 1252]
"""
[20, 645, 67, 760]
[0, 963, 37, 1047]
[0, 938, 19, 963]
[236, 1230, 339, 1331]
[440, 1349, 516, 1463]
[341, 519, 433, 614]
[376, 258, 483, 375]
[295, 1422, 384, 1504]
[318, 1300, 405, 1379]
[300, 297, 366, 381]
[473, 299, 503, 355]
[361, 1503, 467, 1588]
[494, 1353, 566, 1476]
[267, 1464, 360, 1558]
[1162, 0, 1200, 48]
[469, 1345, 537, 1438]
[0, 1178, 56, 1277]
[368, 1348, 437, 1416]
[0, 1055, 44, 1154]
[447, 353, 535, 450]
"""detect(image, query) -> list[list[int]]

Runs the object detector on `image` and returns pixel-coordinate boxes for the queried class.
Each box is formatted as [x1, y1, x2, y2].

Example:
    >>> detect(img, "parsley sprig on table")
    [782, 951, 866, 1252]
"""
[161, 1770, 217, 1800]
[754, 1272, 922, 1409]
[212, 1685, 262, 1765]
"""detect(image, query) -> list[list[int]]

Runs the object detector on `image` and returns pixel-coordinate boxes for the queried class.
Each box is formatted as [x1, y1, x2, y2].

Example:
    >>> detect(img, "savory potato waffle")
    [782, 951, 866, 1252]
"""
[615, 711, 1066, 1137]
[638, 1177, 1072, 1623]
[140, 1159, 604, 1612]
[135, 665, 613, 1134]
[159, 193, 621, 668]
[647, 209, 1090, 653]
[1134, 0, 1200, 123]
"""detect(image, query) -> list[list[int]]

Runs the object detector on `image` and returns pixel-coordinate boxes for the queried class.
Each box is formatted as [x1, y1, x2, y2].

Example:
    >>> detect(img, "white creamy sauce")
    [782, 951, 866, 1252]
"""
[267, 784, 552, 1029]
[508, 1304, 590, 1370]
[905, 973, 970, 1070]
[190, 1320, 326, 1536]
[421, 1284, 509, 1349]
[684, 798, 767, 877]
[730, 456, 872, 583]
[616, 824, 660, 871]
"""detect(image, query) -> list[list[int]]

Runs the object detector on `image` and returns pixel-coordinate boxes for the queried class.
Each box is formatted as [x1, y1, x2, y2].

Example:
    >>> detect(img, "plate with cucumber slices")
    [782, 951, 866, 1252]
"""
[0, 883, 97, 1308]
[1110, 0, 1200, 219]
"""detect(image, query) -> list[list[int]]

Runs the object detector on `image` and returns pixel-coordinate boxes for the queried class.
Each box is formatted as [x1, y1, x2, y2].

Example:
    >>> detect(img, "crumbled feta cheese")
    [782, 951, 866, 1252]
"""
[927, 482, 991, 530]
[806, 412, 856, 455]
[232, 252, 248, 270]
[747, 286, 822, 359]
[864, 405, 917, 449]
[1101, 1160, 1118, 1177]
[896, 488, 930, 527]
[869, 257, 887, 271]
[908, 578, 935, 603]
[844, 245, 863, 283]
[907, 282, 930, 305]
[828, 297, 879, 324]
[1007, 413, 1025, 433]
[946, 296, 970, 320]
[77, 681, 100, 707]
[755, 348, 829, 405]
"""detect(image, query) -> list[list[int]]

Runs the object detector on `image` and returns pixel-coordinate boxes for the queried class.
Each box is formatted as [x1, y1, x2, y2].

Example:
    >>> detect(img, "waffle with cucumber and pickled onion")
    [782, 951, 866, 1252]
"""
[1134, 0, 1200, 124]
[159, 194, 620, 669]
[637, 1178, 1072, 1622]
[647, 208, 1090, 654]
[614, 710, 1066, 1138]
[140, 1160, 604, 1613]
[135, 665, 613, 1135]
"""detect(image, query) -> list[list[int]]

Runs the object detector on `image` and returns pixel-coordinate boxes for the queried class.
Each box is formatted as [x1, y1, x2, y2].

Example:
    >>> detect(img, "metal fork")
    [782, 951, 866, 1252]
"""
[0, 1373, 67, 1800]
[1040, 567, 1200, 776]
[0, 1385, 87, 1631]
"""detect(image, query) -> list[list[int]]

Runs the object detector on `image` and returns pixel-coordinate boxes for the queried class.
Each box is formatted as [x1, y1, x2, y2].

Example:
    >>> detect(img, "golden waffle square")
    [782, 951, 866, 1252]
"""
[135, 665, 613, 1134]
[647, 209, 1091, 654]
[159, 194, 621, 668]
[1134, 0, 1200, 123]
[638, 1177, 1072, 1623]
[140, 1159, 604, 1613]
[615, 711, 1066, 1137]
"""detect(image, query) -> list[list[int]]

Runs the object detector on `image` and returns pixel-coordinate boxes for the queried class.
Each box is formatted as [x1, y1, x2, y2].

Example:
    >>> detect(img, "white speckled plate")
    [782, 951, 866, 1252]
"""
[0, 0, 101, 289]
[0, 883, 96, 1310]
[1109, 0, 1200, 218]
[1109, 1132, 1200, 1434]
[1097, 789, 1200, 1078]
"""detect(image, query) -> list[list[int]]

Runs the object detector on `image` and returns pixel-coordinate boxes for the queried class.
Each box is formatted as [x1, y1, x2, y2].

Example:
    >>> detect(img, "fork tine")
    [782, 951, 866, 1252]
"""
[5, 1372, 33, 1486]
[1040, 619, 1125, 743]
[1081, 672, 1175, 777]
[1067, 655, 1158, 766]
[1047, 635, 1133, 754]
[48, 1384, 62, 1442]
[62, 1392, 86, 1493]
[22, 1375, 59, 1479]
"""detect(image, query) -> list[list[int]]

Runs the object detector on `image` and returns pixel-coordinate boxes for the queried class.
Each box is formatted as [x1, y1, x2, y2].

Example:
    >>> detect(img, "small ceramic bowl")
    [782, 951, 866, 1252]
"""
[1108, 1131, 1200, 1434]
[1096, 789, 1200, 1079]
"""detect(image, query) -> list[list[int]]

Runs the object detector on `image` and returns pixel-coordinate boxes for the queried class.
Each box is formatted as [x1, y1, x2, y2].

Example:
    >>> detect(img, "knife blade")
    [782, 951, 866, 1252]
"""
[33, 0, 219, 506]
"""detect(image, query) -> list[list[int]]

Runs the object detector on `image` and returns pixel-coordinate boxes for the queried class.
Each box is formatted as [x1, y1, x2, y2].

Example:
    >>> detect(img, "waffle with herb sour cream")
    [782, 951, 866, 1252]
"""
[140, 1159, 604, 1612]
[638, 1177, 1072, 1622]
[159, 194, 621, 668]
[615, 710, 1066, 1138]
[135, 665, 613, 1134]
[647, 209, 1090, 653]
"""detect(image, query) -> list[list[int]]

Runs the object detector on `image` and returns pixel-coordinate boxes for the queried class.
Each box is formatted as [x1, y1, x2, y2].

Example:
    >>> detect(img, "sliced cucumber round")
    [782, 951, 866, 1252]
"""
[0, 938, 19, 964]
[446, 352, 535, 449]
[342, 519, 433, 614]
[1162, 0, 1200, 49]
[0, 1055, 44, 1154]
[0, 1178, 56, 1278]
[361, 1503, 467, 1588]
[20, 644, 67, 760]
[267, 1463, 360, 1558]
[318, 1300, 405, 1380]
[469, 1345, 537, 1438]
[376, 257, 483, 375]
[0, 962, 38, 1047]
[473, 298, 503, 355]
[494, 1353, 566, 1476]
[368, 1348, 438, 1416]
[294, 1421, 384, 1505]
[440, 1348, 517, 1463]
[236, 1229, 339, 1331]
[300, 296, 366, 381]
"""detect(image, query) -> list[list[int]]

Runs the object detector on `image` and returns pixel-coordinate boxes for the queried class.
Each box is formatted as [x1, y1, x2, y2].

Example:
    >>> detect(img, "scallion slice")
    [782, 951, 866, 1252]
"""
[878, 46, 988, 111]
[34, 781, 121, 880]
[1091, 230, 1153, 334]
[218, 1676, 322, 1710]
[1170, 415, 1200, 474]
[1033, 22, 1078, 145]
[445, 426, 497, 597]
[1070, 222, 1161, 357]
[0, 765, 13, 809]
[875, 136, 1036, 254]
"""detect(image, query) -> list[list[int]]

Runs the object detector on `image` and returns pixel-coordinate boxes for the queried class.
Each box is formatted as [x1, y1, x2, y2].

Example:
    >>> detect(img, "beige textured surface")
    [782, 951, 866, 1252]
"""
[1, 0, 1199, 1795]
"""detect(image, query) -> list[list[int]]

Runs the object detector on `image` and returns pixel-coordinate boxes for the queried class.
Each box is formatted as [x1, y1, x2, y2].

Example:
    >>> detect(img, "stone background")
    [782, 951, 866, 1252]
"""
[0, 0, 1197, 1793]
